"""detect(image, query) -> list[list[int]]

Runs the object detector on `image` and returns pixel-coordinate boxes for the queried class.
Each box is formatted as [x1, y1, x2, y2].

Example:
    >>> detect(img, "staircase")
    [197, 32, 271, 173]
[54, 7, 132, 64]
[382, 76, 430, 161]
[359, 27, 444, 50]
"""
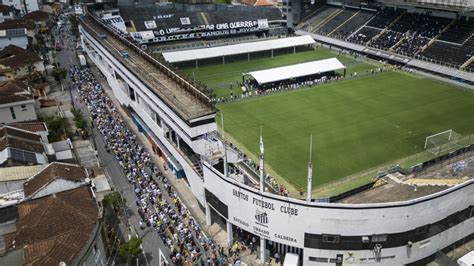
[461, 56, 474, 70]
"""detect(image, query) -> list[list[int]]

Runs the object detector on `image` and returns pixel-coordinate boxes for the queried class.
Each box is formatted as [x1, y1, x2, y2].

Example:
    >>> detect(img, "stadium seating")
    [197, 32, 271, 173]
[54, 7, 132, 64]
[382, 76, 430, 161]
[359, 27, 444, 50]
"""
[305, 6, 339, 32]
[316, 9, 357, 36]
[395, 35, 430, 57]
[366, 8, 404, 29]
[370, 30, 403, 50]
[437, 18, 474, 44]
[422, 37, 474, 67]
[348, 27, 381, 44]
[330, 10, 375, 39]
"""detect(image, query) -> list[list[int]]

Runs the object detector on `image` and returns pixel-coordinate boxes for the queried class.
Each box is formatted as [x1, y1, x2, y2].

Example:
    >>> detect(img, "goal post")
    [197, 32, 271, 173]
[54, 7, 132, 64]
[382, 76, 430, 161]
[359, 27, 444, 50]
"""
[424, 129, 462, 155]
[424, 129, 453, 149]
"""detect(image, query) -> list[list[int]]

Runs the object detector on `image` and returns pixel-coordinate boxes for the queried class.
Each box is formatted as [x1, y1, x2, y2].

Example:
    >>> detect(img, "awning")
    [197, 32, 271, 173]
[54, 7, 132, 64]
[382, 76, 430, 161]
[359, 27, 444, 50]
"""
[248, 57, 345, 84]
[162, 35, 316, 63]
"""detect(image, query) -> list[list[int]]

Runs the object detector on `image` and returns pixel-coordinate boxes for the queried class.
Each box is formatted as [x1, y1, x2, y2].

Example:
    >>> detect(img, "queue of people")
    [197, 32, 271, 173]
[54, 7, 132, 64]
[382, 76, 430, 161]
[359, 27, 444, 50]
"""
[69, 65, 236, 265]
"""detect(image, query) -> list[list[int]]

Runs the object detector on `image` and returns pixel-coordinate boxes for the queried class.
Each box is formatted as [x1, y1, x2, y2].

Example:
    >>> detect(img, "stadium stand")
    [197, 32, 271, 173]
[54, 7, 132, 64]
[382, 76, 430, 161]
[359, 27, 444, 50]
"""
[370, 30, 404, 50]
[437, 18, 474, 44]
[305, 6, 339, 32]
[119, 4, 283, 33]
[299, 5, 473, 71]
[347, 26, 381, 44]
[329, 10, 375, 39]
[422, 37, 474, 68]
[365, 8, 404, 29]
[316, 9, 357, 36]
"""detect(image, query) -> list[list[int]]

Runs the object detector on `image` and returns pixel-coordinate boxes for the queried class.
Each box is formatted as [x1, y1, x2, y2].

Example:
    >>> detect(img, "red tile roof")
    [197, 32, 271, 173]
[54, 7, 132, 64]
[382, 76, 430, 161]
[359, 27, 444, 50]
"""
[8, 122, 47, 133]
[0, 5, 16, 13]
[23, 162, 87, 196]
[0, 18, 34, 30]
[0, 79, 33, 105]
[4, 186, 99, 266]
[0, 44, 41, 69]
[0, 126, 44, 153]
[23, 11, 50, 22]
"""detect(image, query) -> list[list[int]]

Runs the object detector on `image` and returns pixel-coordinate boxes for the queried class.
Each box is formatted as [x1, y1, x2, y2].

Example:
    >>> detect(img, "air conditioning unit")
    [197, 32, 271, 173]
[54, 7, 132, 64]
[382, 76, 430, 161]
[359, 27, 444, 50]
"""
[362, 236, 370, 243]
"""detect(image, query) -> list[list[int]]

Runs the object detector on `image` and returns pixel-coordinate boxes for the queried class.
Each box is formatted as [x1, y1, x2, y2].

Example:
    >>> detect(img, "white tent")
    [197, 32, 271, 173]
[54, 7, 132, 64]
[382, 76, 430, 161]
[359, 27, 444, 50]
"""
[248, 58, 345, 84]
[458, 251, 474, 266]
[162, 35, 315, 63]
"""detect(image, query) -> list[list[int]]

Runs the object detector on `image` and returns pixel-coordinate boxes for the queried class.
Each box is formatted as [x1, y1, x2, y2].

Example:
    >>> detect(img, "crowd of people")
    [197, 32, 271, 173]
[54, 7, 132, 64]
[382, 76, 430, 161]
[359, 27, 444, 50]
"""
[69, 65, 239, 265]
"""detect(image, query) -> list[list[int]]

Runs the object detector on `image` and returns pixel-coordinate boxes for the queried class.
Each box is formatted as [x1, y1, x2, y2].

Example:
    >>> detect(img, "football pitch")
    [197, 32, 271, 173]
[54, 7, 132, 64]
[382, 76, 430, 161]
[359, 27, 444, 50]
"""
[218, 71, 474, 194]
[184, 48, 376, 97]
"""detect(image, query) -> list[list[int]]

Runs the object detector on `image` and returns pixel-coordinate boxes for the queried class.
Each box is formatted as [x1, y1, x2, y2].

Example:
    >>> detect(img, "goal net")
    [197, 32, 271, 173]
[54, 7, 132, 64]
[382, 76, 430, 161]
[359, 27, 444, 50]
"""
[424, 129, 462, 155]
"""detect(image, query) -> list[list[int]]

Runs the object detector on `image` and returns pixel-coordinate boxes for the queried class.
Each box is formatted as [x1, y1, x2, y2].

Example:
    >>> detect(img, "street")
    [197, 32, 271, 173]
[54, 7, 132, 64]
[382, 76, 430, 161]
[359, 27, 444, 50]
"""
[54, 19, 170, 265]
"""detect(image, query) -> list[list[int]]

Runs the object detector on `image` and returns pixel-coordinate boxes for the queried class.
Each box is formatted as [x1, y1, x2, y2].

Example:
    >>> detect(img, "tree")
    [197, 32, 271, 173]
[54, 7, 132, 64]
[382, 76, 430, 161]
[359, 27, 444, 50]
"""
[119, 237, 142, 264]
[43, 115, 66, 142]
[103, 191, 126, 212]
[51, 67, 67, 81]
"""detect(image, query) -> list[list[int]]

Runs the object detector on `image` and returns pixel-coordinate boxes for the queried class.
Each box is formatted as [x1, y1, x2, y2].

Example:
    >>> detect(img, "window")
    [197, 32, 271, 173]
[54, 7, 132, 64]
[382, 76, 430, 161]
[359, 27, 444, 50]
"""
[309, 257, 328, 263]
[371, 234, 388, 243]
[2, 12, 9, 16]
[21, 105, 27, 111]
[10, 107, 16, 119]
[322, 234, 340, 243]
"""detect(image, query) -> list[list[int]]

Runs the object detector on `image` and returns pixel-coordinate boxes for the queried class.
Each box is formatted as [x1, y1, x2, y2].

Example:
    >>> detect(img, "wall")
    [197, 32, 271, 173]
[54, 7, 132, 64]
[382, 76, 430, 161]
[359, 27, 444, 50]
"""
[0, 36, 28, 50]
[0, 101, 36, 124]
[0, 148, 9, 165]
[80, 26, 214, 205]
[24, 0, 39, 13]
[203, 161, 474, 265]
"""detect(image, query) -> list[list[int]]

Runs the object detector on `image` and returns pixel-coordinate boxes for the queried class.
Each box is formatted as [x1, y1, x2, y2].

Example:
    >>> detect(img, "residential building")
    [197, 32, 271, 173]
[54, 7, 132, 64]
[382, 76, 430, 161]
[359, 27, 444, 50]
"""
[0, 80, 36, 123]
[0, 28, 27, 49]
[0, 125, 47, 165]
[0, 0, 40, 14]
[0, 162, 106, 265]
[8, 121, 48, 143]
[0, 45, 45, 80]
[0, 5, 19, 22]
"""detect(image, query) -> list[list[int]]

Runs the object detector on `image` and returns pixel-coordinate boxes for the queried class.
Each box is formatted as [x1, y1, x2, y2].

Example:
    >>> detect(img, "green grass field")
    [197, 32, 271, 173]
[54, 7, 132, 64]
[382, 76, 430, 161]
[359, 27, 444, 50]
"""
[218, 71, 474, 191]
[184, 48, 377, 97]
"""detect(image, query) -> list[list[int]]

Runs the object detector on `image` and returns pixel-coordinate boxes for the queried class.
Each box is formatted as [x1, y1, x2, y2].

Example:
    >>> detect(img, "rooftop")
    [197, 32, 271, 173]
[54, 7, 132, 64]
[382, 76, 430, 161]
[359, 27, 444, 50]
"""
[0, 126, 44, 154]
[0, 79, 33, 105]
[22, 11, 50, 22]
[4, 186, 98, 265]
[23, 162, 86, 197]
[0, 5, 16, 13]
[0, 19, 34, 30]
[82, 15, 216, 122]
[0, 165, 46, 182]
[248, 57, 345, 84]
[8, 122, 48, 133]
[0, 44, 42, 69]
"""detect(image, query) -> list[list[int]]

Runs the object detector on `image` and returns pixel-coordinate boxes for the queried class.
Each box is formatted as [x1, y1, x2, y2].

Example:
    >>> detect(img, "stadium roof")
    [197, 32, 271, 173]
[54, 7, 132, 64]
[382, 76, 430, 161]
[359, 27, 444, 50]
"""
[248, 58, 345, 84]
[162, 35, 315, 63]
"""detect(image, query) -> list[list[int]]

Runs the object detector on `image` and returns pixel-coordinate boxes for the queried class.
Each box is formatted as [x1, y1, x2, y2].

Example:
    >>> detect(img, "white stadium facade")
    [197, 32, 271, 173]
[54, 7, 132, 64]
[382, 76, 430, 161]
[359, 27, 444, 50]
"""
[79, 5, 474, 265]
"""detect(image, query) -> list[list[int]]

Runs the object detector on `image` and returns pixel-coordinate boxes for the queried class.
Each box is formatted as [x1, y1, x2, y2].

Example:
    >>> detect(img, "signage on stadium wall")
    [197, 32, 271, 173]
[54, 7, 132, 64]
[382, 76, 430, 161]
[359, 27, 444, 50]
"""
[136, 19, 269, 43]
[201, 162, 474, 249]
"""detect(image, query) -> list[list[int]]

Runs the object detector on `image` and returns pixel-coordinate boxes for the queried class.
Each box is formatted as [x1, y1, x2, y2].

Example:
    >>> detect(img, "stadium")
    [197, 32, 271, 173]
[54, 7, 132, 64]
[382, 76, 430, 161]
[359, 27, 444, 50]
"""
[79, 0, 474, 264]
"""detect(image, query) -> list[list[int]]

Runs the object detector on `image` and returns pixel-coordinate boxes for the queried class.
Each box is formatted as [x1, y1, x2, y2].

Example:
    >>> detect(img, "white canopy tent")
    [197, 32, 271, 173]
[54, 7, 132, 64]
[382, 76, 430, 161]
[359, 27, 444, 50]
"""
[248, 58, 345, 84]
[162, 35, 316, 64]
